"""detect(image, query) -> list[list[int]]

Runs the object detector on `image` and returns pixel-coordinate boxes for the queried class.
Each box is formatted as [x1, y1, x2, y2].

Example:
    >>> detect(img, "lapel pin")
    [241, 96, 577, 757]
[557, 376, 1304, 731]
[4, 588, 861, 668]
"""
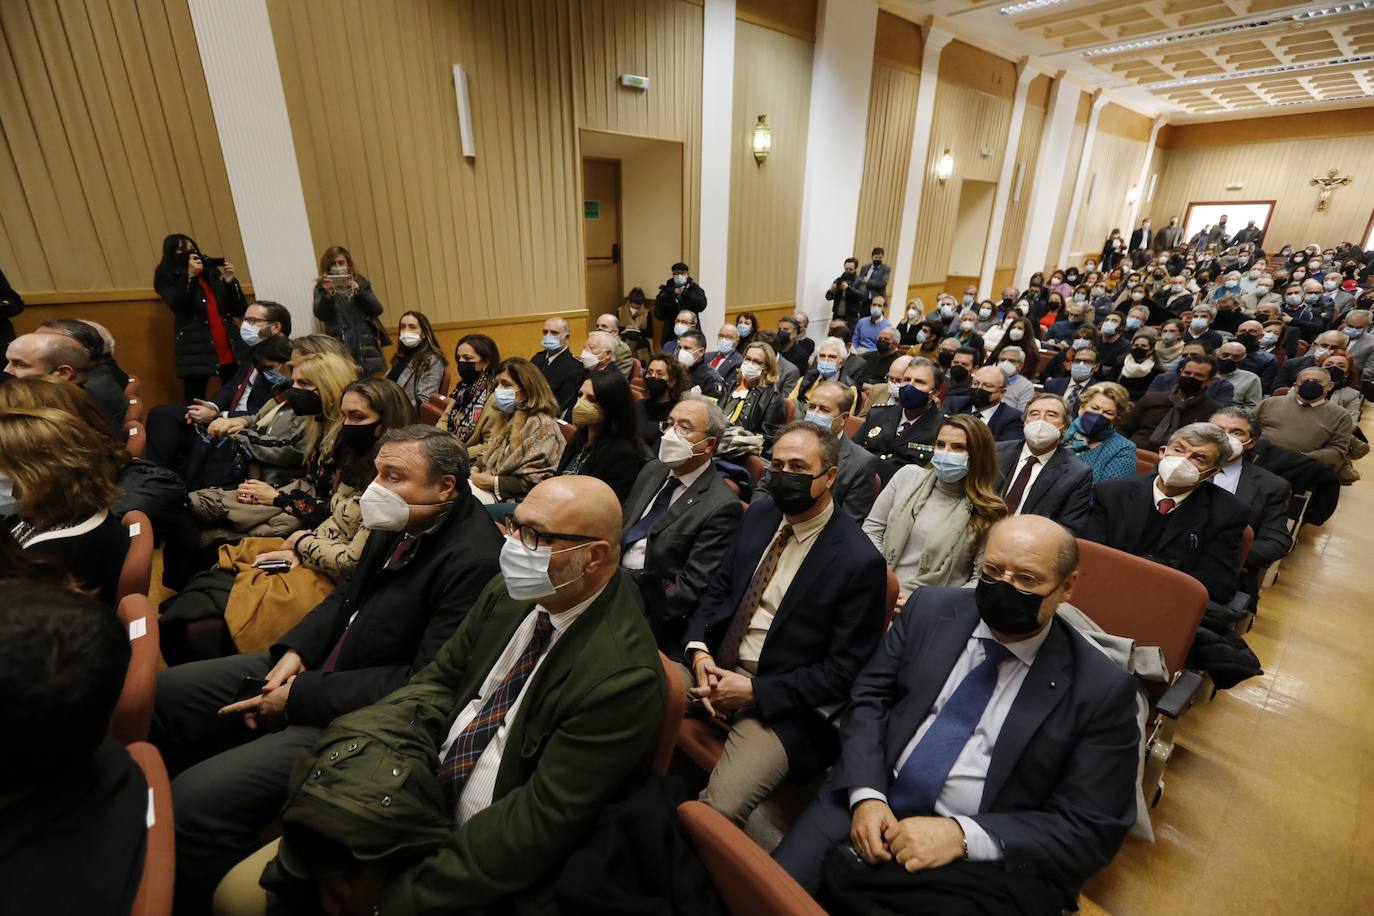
[1049, 681, 1056, 689]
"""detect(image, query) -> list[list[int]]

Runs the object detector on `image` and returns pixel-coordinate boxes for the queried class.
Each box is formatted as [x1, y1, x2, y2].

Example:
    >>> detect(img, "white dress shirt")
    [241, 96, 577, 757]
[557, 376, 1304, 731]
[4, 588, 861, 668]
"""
[1151, 478, 1193, 512]
[1213, 456, 1244, 495]
[978, 403, 999, 425]
[438, 584, 606, 824]
[849, 620, 1054, 862]
[232, 368, 259, 413]
[1006, 444, 1052, 514]
[620, 461, 711, 571]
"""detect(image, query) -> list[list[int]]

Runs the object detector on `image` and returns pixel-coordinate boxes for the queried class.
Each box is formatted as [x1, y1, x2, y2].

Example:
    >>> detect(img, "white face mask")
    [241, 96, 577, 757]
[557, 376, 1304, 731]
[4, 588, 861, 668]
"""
[676, 348, 698, 368]
[1157, 454, 1201, 489]
[580, 349, 601, 369]
[499, 537, 590, 602]
[1023, 419, 1062, 453]
[359, 481, 412, 532]
[658, 425, 704, 469]
[399, 331, 422, 348]
[997, 360, 1018, 379]
[739, 360, 763, 381]
[1009, 328, 1025, 341]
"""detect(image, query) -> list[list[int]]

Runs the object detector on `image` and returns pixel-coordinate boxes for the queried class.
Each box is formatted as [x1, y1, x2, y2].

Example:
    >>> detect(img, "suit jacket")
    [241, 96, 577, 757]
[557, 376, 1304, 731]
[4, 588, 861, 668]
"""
[1145, 372, 1235, 406]
[531, 348, 587, 414]
[1128, 227, 1150, 251]
[1082, 474, 1247, 602]
[1153, 225, 1182, 250]
[1117, 391, 1222, 449]
[856, 403, 942, 480]
[683, 497, 888, 775]
[212, 358, 281, 417]
[1222, 459, 1291, 570]
[275, 494, 503, 726]
[622, 459, 744, 651]
[706, 348, 743, 380]
[942, 397, 1025, 443]
[346, 572, 664, 914]
[827, 589, 1139, 902]
[555, 434, 646, 504]
[995, 442, 1093, 534]
[856, 262, 890, 301]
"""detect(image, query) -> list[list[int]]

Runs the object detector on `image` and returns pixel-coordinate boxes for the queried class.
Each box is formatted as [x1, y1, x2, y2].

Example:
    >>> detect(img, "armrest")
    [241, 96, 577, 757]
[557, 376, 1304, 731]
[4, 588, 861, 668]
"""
[1157, 671, 1204, 720]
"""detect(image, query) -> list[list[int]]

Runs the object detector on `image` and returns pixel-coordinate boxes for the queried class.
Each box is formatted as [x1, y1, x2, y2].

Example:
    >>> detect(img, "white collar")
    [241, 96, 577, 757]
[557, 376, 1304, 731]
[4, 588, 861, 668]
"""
[535, 578, 611, 632]
[1151, 477, 1193, 508]
[972, 619, 1052, 666]
[669, 459, 712, 490]
[20, 509, 110, 547]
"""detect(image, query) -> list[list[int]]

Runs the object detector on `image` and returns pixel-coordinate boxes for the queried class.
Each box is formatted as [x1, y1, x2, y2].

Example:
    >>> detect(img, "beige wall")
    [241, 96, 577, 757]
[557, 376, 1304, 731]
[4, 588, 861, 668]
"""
[1045, 116, 1088, 274]
[995, 100, 1047, 271]
[1068, 131, 1151, 263]
[0, 0, 246, 293]
[853, 62, 921, 266]
[726, 21, 813, 308]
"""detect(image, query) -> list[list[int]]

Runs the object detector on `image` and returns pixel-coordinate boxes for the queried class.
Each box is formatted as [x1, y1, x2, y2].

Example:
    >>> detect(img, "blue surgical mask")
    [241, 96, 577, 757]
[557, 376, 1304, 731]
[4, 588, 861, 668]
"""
[736, 322, 751, 337]
[1102, 321, 1120, 336]
[262, 368, 288, 386]
[816, 360, 840, 379]
[1126, 316, 1142, 330]
[930, 450, 968, 483]
[1344, 326, 1365, 339]
[1190, 317, 1209, 333]
[1071, 338, 1090, 350]
[716, 337, 735, 354]
[673, 274, 688, 286]
[499, 537, 589, 602]
[0, 474, 18, 516]
[1070, 362, 1093, 383]
[673, 322, 691, 337]
[541, 333, 562, 351]
[803, 410, 834, 431]
[239, 322, 263, 346]
[492, 387, 519, 413]
[1260, 332, 1278, 347]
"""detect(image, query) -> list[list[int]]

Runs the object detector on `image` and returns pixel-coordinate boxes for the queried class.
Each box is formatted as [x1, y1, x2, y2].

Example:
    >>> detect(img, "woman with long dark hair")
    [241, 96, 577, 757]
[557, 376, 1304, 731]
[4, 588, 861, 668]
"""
[438, 333, 500, 445]
[313, 245, 387, 374]
[154, 233, 248, 403]
[557, 369, 648, 503]
[635, 351, 689, 452]
[387, 310, 447, 406]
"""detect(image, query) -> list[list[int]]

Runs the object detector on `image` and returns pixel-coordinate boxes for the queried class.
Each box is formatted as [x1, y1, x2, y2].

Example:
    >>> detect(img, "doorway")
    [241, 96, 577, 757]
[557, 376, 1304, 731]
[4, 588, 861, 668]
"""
[582, 158, 623, 318]
[947, 179, 997, 279]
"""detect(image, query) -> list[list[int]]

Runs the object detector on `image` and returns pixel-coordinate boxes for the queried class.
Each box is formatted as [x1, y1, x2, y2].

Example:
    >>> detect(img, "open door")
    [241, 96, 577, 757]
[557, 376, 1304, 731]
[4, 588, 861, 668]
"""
[583, 158, 623, 318]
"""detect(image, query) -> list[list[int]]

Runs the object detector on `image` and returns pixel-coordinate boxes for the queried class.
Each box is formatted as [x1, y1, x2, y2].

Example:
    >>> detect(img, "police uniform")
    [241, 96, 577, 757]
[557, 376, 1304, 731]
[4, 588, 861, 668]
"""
[855, 403, 941, 482]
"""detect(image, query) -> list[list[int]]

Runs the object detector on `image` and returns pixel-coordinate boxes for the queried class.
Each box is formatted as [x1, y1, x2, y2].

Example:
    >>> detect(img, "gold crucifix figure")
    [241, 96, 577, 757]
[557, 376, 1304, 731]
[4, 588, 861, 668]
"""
[1310, 169, 1352, 212]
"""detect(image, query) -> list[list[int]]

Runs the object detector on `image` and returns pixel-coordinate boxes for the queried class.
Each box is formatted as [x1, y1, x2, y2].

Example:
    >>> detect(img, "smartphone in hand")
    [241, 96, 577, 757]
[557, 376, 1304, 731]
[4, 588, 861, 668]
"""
[235, 676, 269, 702]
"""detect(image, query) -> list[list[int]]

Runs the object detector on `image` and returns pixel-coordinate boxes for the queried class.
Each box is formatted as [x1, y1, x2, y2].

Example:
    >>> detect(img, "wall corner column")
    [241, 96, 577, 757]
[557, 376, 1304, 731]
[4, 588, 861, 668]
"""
[889, 24, 954, 317]
[1056, 90, 1108, 268]
[698, 0, 736, 336]
[187, 0, 318, 332]
[1015, 73, 1078, 288]
[976, 63, 1037, 301]
[1124, 116, 1166, 232]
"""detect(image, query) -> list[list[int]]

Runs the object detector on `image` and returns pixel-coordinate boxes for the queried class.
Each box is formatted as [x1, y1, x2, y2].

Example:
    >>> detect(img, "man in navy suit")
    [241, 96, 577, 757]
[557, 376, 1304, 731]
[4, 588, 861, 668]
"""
[995, 394, 1093, 535]
[774, 516, 1139, 913]
[943, 366, 1024, 443]
[679, 421, 888, 830]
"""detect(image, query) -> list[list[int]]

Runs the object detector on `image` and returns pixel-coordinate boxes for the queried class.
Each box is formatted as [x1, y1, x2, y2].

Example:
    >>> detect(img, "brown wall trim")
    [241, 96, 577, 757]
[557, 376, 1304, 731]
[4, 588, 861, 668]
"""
[874, 10, 923, 74]
[737, 0, 817, 42]
[1159, 107, 1374, 149]
[1097, 103, 1153, 142]
[939, 40, 1016, 100]
[22, 285, 256, 306]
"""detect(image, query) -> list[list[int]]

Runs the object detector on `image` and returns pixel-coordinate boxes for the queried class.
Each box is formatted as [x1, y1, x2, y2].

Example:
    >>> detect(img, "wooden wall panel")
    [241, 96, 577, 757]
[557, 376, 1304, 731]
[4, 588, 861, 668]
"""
[726, 22, 812, 307]
[1097, 102, 1153, 142]
[1158, 107, 1374, 149]
[873, 9, 922, 73]
[1068, 131, 1150, 261]
[1045, 119, 1088, 273]
[1150, 134, 1374, 249]
[910, 81, 1013, 282]
[938, 40, 1016, 100]
[996, 104, 1047, 270]
[736, 0, 816, 41]
[0, 0, 247, 293]
[853, 62, 920, 270]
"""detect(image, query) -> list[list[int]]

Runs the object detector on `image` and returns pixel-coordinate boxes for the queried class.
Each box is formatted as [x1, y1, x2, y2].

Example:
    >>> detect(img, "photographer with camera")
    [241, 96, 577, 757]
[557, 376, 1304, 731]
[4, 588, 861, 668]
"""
[653, 261, 707, 344]
[827, 256, 865, 326]
[154, 233, 249, 404]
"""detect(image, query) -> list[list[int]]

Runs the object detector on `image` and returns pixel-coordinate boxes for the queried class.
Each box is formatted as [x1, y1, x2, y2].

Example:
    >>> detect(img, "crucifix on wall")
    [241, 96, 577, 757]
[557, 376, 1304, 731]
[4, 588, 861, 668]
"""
[1310, 169, 1352, 212]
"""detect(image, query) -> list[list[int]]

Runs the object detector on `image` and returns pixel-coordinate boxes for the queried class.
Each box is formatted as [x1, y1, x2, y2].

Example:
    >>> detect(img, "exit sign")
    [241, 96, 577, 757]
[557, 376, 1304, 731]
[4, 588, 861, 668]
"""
[584, 200, 600, 220]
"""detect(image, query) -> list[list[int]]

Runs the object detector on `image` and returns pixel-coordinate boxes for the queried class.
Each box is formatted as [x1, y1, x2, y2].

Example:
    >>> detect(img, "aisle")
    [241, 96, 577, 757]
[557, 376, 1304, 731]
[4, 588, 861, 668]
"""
[1084, 419, 1374, 914]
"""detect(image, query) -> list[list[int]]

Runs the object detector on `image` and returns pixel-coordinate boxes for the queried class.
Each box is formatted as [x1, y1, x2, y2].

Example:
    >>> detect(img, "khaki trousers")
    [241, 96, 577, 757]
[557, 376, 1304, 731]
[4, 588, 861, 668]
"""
[211, 839, 276, 916]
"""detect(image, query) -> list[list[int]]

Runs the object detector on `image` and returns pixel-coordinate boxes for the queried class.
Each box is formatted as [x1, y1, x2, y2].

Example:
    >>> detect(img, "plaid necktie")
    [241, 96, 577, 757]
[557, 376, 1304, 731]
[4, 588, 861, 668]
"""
[716, 525, 792, 668]
[439, 612, 554, 810]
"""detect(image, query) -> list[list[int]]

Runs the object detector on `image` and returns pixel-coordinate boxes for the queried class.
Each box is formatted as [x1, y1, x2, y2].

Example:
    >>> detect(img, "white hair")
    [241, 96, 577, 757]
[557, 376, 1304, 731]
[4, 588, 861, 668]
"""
[586, 331, 616, 353]
[818, 335, 848, 361]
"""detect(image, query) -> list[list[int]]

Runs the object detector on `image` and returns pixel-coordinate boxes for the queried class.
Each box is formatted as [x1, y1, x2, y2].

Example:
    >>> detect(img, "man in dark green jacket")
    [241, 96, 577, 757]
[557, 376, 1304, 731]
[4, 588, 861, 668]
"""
[253, 476, 666, 915]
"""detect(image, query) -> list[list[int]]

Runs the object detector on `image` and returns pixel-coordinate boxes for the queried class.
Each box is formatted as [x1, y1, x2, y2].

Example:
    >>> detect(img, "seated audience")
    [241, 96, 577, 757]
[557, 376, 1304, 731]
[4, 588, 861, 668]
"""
[1274, 329, 1348, 391]
[987, 315, 1040, 374]
[387, 310, 447, 406]
[1063, 383, 1139, 482]
[854, 297, 893, 353]
[864, 415, 1005, 602]
[618, 287, 653, 363]
[0, 406, 128, 603]
[468, 357, 566, 504]
[1341, 308, 1372, 377]
[578, 330, 619, 381]
[662, 308, 701, 356]
[996, 393, 1093, 534]
[226, 476, 663, 915]
[1255, 367, 1354, 472]
[858, 354, 911, 416]
[155, 234, 249, 402]
[1149, 341, 1236, 405]
[943, 366, 1025, 443]
[1216, 340, 1262, 411]
[151, 426, 503, 911]
[1044, 345, 1100, 414]
[1093, 312, 1131, 371]
[942, 345, 976, 400]
[1083, 422, 1247, 602]
[861, 326, 903, 385]
[438, 333, 500, 445]
[636, 351, 689, 453]
[556, 368, 647, 503]
[623, 394, 742, 651]
[33, 317, 131, 428]
[995, 346, 1036, 412]
[894, 300, 924, 345]
[0, 582, 145, 916]
[1319, 351, 1365, 427]
[532, 317, 586, 414]
[1119, 355, 1224, 449]
[775, 314, 813, 373]
[4, 331, 126, 432]
[675, 329, 725, 399]
[792, 336, 858, 408]
[857, 356, 945, 479]
[678, 422, 888, 832]
[1154, 319, 1185, 371]
[735, 310, 761, 352]
[794, 380, 882, 523]
[1210, 407, 1293, 603]
[718, 340, 787, 450]
[1116, 331, 1161, 401]
[706, 321, 743, 379]
[313, 245, 386, 374]
[593, 312, 636, 377]
[774, 516, 1140, 914]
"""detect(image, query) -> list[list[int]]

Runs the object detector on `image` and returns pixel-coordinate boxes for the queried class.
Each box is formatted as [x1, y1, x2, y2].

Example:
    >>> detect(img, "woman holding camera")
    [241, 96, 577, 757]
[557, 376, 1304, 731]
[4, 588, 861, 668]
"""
[313, 245, 388, 374]
[154, 233, 248, 403]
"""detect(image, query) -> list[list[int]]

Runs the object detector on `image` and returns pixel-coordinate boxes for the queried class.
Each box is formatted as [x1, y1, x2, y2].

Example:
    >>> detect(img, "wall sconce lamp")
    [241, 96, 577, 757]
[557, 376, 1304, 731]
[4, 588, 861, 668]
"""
[936, 149, 955, 183]
[752, 115, 772, 165]
[1126, 184, 1141, 205]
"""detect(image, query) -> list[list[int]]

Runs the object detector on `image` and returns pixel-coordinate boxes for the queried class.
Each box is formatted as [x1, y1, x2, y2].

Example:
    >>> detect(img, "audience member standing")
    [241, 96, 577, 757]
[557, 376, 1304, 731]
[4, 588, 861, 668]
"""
[654, 262, 707, 342]
[313, 246, 387, 375]
[154, 234, 248, 403]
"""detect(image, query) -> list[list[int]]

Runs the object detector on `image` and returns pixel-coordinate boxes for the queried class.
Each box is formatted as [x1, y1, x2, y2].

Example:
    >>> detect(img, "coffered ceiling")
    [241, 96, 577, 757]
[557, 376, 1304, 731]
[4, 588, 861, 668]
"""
[888, 0, 1374, 117]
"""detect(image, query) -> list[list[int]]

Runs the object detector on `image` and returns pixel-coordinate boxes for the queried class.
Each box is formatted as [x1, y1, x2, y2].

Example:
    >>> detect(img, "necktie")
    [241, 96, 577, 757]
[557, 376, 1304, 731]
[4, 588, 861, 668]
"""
[887, 638, 1015, 817]
[1157, 497, 1176, 515]
[622, 477, 682, 546]
[1066, 384, 1081, 414]
[439, 612, 554, 810]
[320, 534, 417, 672]
[716, 525, 793, 668]
[1003, 455, 1040, 514]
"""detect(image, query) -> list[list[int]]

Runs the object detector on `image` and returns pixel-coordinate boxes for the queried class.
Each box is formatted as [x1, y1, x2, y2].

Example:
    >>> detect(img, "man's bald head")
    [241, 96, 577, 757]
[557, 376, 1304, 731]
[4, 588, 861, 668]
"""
[511, 477, 622, 612]
[5, 333, 91, 382]
[985, 516, 1079, 583]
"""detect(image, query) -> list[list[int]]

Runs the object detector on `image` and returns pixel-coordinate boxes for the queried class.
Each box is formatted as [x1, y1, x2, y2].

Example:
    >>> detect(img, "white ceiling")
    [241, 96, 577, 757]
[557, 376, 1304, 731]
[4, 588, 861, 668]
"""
[886, 0, 1374, 119]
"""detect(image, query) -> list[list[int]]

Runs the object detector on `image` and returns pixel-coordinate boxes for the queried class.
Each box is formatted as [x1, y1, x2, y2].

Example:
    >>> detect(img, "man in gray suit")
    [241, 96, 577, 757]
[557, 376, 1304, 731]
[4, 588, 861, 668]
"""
[1153, 216, 1182, 251]
[856, 247, 891, 306]
[994, 394, 1093, 535]
[621, 394, 743, 655]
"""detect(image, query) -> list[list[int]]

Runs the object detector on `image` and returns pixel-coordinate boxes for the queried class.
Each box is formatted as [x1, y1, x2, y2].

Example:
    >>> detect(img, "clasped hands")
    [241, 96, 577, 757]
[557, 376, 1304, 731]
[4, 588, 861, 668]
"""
[850, 799, 965, 873]
[688, 653, 754, 720]
[217, 650, 306, 732]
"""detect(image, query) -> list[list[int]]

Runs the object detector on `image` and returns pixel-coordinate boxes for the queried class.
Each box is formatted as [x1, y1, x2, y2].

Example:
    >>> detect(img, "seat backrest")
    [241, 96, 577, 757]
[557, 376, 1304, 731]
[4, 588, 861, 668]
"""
[124, 420, 147, 459]
[117, 511, 154, 603]
[112, 594, 161, 745]
[125, 742, 175, 916]
[1134, 455, 1153, 475]
[843, 414, 863, 439]
[654, 652, 687, 777]
[438, 366, 453, 397]
[630, 358, 643, 382]
[420, 392, 448, 426]
[743, 455, 766, 487]
[1272, 386, 1289, 397]
[559, 421, 577, 442]
[1239, 524, 1254, 569]
[782, 398, 796, 423]
[1073, 538, 1207, 676]
[126, 395, 145, 423]
[678, 800, 826, 916]
[1135, 447, 1159, 471]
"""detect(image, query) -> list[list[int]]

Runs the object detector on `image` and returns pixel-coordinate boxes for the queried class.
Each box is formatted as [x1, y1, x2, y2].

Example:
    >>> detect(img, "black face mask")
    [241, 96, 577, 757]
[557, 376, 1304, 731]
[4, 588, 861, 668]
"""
[969, 387, 992, 408]
[1000, 298, 1014, 310]
[456, 362, 480, 385]
[1217, 359, 1238, 375]
[1131, 347, 1152, 360]
[975, 575, 1048, 636]
[644, 377, 669, 400]
[336, 421, 380, 455]
[1237, 332, 1258, 352]
[777, 330, 792, 345]
[937, 351, 955, 368]
[281, 387, 324, 416]
[1176, 375, 1204, 396]
[767, 470, 823, 516]
[949, 364, 970, 383]
[876, 339, 891, 353]
[1327, 367, 1346, 386]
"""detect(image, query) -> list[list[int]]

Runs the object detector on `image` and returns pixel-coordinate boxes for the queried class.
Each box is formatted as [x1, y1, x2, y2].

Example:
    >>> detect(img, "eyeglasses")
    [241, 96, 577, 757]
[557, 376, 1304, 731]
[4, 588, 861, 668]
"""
[978, 562, 1048, 594]
[500, 518, 600, 552]
[658, 419, 702, 436]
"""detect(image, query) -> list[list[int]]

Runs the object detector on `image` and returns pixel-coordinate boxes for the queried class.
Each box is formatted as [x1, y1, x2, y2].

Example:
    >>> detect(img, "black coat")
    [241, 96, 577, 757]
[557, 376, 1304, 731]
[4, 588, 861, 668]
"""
[532, 347, 587, 415]
[994, 442, 1093, 535]
[274, 494, 502, 727]
[682, 497, 888, 777]
[555, 433, 647, 504]
[1117, 391, 1222, 449]
[313, 276, 387, 374]
[653, 278, 707, 331]
[26, 512, 129, 606]
[212, 357, 283, 416]
[942, 396, 1025, 443]
[0, 266, 23, 353]
[717, 383, 785, 448]
[1082, 473, 1248, 603]
[155, 269, 248, 378]
[1214, 458, 1292, 601]
[856, 403, 942, 481]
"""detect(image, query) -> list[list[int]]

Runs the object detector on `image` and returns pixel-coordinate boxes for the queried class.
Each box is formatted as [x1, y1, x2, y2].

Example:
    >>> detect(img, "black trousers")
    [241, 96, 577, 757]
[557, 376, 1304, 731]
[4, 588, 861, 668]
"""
[145, 403, 191, 471]
[181, 363, 239, 405]
[819, 847, 1063, 916]
[150, 652, 323, 914]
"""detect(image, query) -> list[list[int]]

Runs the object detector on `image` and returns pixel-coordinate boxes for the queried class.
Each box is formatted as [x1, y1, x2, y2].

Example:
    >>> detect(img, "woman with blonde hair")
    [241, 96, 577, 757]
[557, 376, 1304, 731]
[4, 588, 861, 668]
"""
[0, 406, 127, 603]
[468, 356, 565, 504]
[718, 340, 786, 450]
[863, 413, 1006, 604]
[312, 244, 387, 374]
[1063, 382, 1137, 482]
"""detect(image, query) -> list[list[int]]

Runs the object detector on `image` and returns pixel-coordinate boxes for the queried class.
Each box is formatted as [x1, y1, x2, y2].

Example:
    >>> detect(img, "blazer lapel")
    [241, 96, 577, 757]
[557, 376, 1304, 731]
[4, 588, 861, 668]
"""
[981, 621, 1074, 808]
[767, 514, 844, 635]
[887, 610, 979, 771]
[650, 467, 715, 536]
[1157, 486, 1208, 551]
[1022, 448, 1066, 513]
[623, 465, 669, 530]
